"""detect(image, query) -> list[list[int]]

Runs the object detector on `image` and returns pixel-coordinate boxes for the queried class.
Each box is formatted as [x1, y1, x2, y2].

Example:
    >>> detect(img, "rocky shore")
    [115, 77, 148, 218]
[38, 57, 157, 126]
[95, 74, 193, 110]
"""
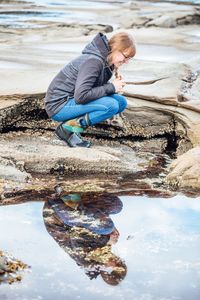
[0, 0, 200, 200]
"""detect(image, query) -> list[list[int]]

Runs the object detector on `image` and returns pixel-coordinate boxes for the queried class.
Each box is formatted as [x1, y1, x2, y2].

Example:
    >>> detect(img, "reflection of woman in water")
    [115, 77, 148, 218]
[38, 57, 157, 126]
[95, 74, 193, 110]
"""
[43, 193, 127, 285]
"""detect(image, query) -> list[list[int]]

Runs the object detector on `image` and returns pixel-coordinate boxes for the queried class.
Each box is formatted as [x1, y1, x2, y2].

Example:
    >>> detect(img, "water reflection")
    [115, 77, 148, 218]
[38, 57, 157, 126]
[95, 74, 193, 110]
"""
[1, 192, 200, 299]
[43, 193, 127, 285]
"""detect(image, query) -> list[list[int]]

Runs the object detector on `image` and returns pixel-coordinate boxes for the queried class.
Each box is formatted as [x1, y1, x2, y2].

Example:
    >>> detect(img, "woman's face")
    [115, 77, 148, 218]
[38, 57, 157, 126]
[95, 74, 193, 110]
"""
[110, 50, 131, 68]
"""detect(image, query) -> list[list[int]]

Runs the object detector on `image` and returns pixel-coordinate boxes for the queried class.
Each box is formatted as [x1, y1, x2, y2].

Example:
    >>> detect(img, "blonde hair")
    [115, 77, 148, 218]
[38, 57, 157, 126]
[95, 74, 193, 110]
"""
[107, 31, 136, 78]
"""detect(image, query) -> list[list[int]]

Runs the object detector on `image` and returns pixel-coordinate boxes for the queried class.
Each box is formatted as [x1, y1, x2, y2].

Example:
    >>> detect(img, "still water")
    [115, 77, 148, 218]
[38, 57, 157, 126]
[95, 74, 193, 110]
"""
[0, 192, 200, 300]
[15, 0, 200, 5]
[0, 0, 116, 28]
[0, 0, 199, 29]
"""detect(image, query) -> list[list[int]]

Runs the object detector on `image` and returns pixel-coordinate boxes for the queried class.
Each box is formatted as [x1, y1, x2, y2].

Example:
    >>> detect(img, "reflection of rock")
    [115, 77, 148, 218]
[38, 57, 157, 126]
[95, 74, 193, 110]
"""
[166, 146, 200, 190]
[0, 250, 28, 284]
[43, 194, 127, 285]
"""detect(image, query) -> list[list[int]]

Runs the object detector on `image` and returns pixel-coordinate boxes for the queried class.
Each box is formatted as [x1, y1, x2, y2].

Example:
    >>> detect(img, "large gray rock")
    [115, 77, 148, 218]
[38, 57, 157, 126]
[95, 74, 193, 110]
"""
[147, 15, 177, 28]
[0, 158, 31, 182]
[121, 61, 200, 148]
[0, 94, 45, 132]
[166, 146, 200, 190]
[0, 129, 164, 177]
[123, 2, 200, 28]
[122, 61, 200, 113]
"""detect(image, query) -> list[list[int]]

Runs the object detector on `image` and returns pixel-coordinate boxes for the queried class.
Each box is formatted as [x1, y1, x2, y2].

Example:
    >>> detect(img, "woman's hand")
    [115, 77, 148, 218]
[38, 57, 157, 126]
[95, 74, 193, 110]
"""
[112, 76, 126, 93]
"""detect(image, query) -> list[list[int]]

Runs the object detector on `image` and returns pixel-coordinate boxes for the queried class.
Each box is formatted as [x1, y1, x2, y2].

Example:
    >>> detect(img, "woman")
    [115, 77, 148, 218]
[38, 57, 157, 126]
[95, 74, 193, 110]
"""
[44, 31, 136, 148]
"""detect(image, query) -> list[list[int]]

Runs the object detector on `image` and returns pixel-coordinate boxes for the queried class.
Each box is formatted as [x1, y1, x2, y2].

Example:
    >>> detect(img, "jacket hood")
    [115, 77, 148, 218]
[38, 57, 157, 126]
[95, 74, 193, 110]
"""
[82, 32, 110, 60]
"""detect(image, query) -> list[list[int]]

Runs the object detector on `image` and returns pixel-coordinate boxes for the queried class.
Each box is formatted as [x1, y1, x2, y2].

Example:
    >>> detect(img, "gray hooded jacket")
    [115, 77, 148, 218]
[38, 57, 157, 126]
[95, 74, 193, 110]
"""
[44, 32, 116, 117]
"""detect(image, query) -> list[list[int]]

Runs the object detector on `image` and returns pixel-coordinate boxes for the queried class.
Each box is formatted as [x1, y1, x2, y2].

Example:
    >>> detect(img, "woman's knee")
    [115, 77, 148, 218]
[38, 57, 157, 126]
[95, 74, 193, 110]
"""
[111, 94, 128, 113]
[105, 98, 119, 116]
[51, 113, 63, 122]
[119, 97, 128, 112]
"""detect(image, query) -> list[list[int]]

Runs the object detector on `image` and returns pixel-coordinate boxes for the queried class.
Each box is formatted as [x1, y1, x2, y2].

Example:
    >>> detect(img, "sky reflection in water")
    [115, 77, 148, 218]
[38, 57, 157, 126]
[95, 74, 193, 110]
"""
[0, 193, 200, 300]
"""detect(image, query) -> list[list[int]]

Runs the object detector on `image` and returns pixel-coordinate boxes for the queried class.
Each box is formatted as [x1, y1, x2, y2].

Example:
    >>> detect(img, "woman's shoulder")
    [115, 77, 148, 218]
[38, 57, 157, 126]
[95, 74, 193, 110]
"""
[62, 54, 105, 75]
[81, 53, 105, 64]
[74, 54, 105, 69]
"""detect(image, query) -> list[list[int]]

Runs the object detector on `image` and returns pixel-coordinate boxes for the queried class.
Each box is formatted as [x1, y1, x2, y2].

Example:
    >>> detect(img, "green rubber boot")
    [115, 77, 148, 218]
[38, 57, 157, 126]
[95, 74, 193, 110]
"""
[62, 114, 90, 133]
[55, 114, 91, 148]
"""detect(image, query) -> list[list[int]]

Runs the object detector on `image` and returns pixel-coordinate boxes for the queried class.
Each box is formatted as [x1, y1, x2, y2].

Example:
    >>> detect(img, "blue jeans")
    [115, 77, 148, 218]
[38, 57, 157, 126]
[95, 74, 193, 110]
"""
[51, 93, 127, 125]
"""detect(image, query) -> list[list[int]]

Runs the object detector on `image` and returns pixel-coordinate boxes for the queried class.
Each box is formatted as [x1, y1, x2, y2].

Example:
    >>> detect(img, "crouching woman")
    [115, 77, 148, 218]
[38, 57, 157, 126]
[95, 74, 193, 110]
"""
[44, 31, 136, 148]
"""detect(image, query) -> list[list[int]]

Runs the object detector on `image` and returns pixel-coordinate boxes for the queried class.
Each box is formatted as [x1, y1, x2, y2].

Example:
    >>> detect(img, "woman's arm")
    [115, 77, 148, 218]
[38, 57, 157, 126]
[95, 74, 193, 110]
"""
[74, 58, 115, 104]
